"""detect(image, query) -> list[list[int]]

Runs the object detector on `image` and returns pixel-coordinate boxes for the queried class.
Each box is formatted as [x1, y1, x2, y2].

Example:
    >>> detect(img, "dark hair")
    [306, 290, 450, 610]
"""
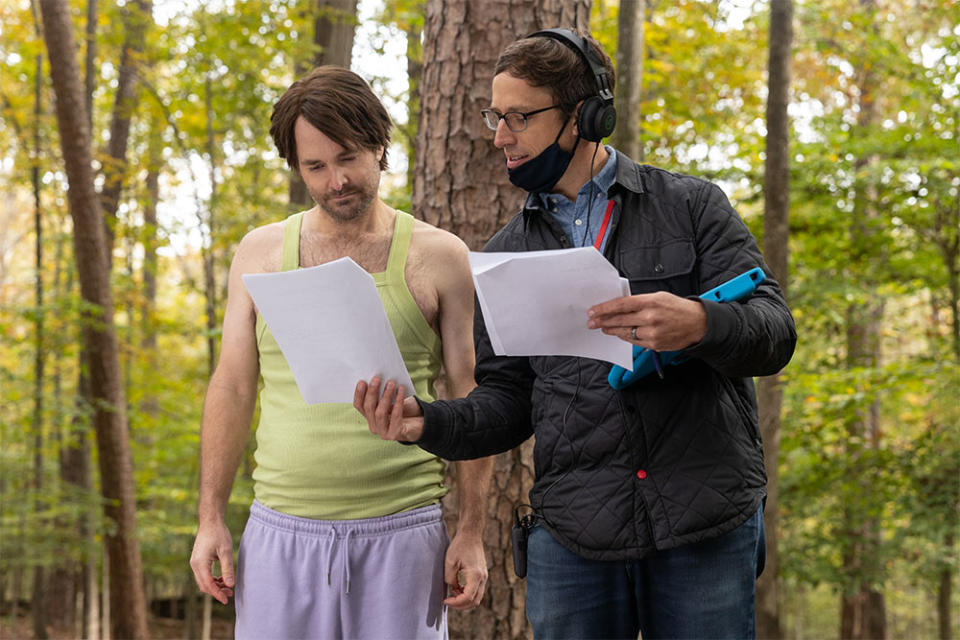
[494, 29, 615, 120]
[270, 66, 392, 171]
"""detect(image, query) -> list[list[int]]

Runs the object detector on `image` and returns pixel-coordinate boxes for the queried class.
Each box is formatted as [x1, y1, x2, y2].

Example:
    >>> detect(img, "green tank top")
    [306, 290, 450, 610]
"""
[252, 210, 447, 519]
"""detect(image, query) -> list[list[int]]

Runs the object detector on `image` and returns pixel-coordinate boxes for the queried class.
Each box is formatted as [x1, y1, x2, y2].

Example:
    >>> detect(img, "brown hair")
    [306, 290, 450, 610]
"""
[494, 29, 615, 120]
[270, 66, 392, 171]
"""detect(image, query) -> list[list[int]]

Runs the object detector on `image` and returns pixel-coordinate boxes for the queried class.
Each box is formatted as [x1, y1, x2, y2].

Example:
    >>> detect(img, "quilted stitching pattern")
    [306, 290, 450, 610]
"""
[476, 162, 791, 561]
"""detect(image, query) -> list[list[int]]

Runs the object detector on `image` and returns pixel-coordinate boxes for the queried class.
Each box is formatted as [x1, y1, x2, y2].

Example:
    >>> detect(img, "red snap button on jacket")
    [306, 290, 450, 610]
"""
[636, 470, 647, 479]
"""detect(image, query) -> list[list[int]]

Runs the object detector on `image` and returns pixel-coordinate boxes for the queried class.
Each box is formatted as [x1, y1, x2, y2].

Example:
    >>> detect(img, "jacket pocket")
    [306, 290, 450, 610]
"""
[618, 240, 696, 295]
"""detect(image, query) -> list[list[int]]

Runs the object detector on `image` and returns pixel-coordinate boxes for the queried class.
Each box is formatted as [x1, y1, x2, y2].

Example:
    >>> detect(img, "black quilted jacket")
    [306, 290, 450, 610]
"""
[417, 154, 797, 561]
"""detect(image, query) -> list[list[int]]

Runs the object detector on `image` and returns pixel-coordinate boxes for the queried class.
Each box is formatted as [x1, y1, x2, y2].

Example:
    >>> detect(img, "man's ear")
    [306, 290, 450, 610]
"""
[377, 146, 385, 163]
[571, 99, 585, 137]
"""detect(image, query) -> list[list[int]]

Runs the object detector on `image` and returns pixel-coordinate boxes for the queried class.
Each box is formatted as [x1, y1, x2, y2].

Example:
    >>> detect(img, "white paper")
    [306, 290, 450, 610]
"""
[242, 257, 414, 404]
[469, 247, 633, 369]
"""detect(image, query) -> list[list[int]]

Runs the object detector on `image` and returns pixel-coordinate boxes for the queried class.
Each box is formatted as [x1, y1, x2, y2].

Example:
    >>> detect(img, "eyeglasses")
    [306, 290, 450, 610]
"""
[480, 105, 561, 132]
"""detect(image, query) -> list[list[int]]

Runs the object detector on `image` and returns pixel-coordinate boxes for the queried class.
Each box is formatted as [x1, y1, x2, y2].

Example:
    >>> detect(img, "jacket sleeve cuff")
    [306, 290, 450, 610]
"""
[683, 298, 740, 361]
[411, 396, 454, 457]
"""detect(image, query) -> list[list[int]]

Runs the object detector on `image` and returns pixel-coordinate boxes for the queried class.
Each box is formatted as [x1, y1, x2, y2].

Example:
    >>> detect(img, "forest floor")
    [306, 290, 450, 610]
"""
[0, 613, 235, 639]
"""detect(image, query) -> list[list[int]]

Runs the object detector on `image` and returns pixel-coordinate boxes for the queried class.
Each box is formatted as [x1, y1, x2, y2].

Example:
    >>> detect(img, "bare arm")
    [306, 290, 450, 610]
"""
[431, 237, 493, 611]
[189, 234, 262, 604]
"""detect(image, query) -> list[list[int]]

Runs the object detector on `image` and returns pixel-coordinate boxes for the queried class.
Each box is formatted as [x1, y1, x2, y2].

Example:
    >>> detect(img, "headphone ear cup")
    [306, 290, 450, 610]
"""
[577, 96, 603, 142]
[595, 103, 617, 139]
[578, 96, 617, 142]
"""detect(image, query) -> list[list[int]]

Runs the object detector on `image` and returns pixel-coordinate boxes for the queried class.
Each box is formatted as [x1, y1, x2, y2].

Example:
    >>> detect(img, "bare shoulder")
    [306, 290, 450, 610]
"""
[232, 220, 286, 274]
[409, 218, 470, 263]
[405, 218, 472, 311]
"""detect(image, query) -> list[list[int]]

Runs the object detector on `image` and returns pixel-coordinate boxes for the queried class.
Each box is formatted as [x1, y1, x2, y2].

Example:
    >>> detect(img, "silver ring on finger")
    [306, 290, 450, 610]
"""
[629, 326, 638, 341]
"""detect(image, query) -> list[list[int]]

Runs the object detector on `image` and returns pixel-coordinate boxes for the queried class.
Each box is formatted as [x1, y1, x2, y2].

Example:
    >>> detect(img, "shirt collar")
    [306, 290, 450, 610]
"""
[535, 145, 618, 210]
[523, 146, 644, 216]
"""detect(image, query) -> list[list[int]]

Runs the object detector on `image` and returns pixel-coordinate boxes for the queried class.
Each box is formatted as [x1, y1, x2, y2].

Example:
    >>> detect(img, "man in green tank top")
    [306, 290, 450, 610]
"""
[189, 66, 493, 639]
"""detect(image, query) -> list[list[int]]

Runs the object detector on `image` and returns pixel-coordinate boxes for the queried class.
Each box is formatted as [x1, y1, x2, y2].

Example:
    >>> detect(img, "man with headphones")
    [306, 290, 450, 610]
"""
[357, 28, 796, 639]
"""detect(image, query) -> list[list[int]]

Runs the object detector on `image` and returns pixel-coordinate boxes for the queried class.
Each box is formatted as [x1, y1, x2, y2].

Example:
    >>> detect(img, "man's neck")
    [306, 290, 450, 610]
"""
[303, 199, 392, 237]
[551, 142, 609, 201]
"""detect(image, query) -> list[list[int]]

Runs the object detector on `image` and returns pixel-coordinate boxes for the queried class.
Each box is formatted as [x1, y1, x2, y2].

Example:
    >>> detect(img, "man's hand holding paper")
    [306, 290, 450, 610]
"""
[587, 291, 708, 351]
[469, 247, 634, 370]
[353, 377, 425, 443]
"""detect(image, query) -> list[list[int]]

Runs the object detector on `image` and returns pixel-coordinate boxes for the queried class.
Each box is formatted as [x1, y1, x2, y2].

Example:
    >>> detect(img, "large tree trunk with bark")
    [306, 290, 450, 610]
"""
[289, 0, 359, 207]
[756, 1, 792, 638]
[415, 1, 591, 638]
[611, 0, 644, 161]
[38, 0, 149, 637]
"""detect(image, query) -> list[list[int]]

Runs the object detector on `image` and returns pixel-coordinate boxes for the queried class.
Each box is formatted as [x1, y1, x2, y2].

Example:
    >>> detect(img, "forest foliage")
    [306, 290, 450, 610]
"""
[0, 0, 957, 637]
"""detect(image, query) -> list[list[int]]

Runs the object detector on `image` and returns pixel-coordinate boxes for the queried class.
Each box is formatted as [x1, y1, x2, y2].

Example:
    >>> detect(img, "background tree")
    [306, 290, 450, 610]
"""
[610, 0, 644, 160]
[36, 0, 149, 637]
[2, 1, 958, 637]
[756, 0, 793, 637]
[415, 1, 590, 638]
[289, 0, 361, 207]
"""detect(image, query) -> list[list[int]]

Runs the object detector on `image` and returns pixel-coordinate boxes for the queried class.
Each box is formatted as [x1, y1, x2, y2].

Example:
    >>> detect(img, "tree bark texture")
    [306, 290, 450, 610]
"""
[416, 2, 591, 638]
[38, 0, 149, 637]
[611, 0, 645, 161]
[289, 0, 359, 207]
[756, 1, 792, 638]
[414, 0, 590, 248]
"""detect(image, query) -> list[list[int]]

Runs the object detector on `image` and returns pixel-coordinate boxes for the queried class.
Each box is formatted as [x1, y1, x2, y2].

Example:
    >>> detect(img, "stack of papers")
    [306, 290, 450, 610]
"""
[469, 247, 634, 369]
[242, 257, 414, 405]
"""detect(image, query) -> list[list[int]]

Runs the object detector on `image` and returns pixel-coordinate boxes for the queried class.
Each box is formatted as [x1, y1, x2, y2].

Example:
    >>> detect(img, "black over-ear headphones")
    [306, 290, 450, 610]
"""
[525, 28, 617, 142]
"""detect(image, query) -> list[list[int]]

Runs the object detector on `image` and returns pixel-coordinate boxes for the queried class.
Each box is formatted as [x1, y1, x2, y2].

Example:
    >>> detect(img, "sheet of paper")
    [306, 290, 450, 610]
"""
[242, 257, 414, 405]
[469, 247, 633, 369]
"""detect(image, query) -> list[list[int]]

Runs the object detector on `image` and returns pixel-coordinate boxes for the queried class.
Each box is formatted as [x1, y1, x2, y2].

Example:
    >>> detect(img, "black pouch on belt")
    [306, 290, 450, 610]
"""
[511, 506, 537, 578]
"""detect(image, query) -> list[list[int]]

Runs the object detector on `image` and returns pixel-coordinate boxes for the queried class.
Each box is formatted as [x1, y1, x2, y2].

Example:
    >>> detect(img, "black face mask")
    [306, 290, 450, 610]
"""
[507, 120, 580, 194]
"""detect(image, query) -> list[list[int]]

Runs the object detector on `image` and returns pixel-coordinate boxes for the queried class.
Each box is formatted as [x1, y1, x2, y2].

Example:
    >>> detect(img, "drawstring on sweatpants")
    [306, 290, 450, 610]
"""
[342, 529, 353, 595]
[325, 528, 355, 595]
[325, 529, 333, 586]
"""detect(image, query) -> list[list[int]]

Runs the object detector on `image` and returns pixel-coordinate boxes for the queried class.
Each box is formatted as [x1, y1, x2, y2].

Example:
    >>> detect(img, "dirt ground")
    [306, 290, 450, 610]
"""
[0, 614, 235, 639]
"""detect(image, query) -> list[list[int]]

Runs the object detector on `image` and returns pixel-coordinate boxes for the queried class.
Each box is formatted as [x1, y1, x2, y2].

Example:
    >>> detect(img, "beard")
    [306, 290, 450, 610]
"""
[312, 183, 378, 223]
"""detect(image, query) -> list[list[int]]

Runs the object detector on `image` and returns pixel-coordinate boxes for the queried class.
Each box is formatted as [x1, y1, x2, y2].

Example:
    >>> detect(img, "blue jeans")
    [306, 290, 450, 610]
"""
[525, 507, 764, 640]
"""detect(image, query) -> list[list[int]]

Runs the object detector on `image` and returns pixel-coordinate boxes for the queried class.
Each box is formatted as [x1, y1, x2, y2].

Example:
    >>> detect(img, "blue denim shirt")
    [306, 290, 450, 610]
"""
[536, 145, 618, 252]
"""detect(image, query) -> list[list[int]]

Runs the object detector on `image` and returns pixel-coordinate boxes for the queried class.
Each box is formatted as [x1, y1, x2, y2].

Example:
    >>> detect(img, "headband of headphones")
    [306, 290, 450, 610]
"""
[525, 28, 614, 104]
[525, 28, 616, 142]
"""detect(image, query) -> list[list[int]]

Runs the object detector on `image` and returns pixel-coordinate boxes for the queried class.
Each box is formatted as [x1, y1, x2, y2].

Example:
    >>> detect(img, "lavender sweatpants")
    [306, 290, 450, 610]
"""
[235, 500, 448, 640]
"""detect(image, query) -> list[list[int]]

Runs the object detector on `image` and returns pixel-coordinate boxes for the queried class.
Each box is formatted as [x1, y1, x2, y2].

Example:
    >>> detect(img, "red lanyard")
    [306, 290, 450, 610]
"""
[593, 200, 615, 250]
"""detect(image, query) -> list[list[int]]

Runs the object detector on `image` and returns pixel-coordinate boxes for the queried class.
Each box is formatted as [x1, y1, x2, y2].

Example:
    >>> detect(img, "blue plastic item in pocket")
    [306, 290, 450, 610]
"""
[607, 268, 767, 390]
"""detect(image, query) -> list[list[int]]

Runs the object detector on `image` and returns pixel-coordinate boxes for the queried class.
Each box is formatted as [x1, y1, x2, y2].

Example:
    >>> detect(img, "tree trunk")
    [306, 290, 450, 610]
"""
[140, 125, 161, 424]
[99, 0, 153, 261]
[611, 0, 644, 161]
[31, 16, 50, 635]
[416, 1, 591, 637]
[840, 5, 886, 635]
[938, 530, 954, 640]
[288, 0, 359, 207]
[84, 0, 97, 133]
[48, 218, 80, 635]
[38, 0, 149, 637]
[404, 14, 423, 193]
[756, 2, 792, 638]
[203, 74, 219, 376]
